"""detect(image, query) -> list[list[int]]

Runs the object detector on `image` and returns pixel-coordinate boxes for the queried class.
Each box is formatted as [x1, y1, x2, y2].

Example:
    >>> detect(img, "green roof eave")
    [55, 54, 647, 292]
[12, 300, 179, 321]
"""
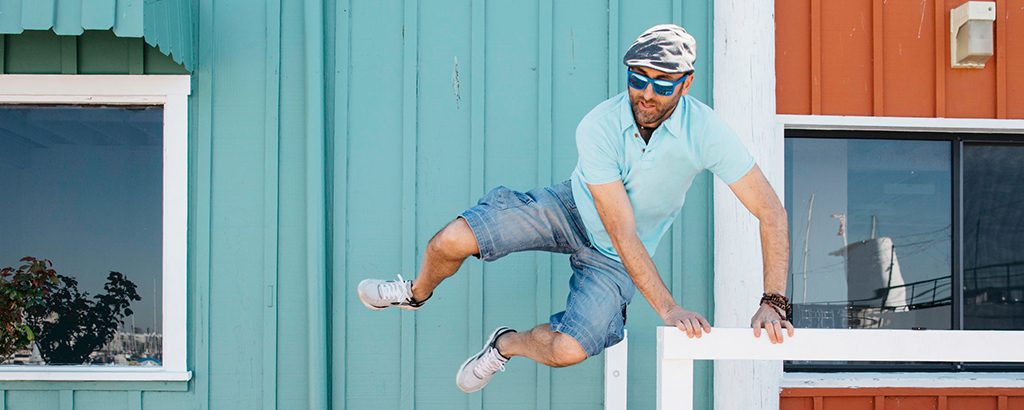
[0, 0, 194, 71]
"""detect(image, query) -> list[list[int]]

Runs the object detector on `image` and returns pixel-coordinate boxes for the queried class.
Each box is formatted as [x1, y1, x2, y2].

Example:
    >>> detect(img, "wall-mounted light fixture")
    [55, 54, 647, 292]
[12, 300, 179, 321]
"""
[951, 1, 996, 68]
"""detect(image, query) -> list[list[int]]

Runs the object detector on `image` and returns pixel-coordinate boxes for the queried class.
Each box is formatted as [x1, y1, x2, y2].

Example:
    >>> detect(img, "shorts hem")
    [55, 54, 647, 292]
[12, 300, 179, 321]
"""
[458, 208, 498, 262]
[550, 316, 603, 358]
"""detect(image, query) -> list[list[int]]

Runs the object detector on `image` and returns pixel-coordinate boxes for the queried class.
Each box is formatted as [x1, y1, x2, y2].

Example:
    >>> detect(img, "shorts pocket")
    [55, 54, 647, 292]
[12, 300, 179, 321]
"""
[479, 186, 535, 210]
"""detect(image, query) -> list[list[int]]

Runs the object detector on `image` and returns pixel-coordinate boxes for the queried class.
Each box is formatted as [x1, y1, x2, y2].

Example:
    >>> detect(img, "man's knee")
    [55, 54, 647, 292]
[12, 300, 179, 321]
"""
[429, 218, 479, 259]
[549, 333, 588, 368]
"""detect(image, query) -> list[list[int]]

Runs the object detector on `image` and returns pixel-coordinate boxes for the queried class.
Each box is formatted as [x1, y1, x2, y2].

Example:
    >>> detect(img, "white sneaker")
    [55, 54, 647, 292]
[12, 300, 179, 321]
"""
[356, 275, 429, 311]
[456, 326, 516, 393]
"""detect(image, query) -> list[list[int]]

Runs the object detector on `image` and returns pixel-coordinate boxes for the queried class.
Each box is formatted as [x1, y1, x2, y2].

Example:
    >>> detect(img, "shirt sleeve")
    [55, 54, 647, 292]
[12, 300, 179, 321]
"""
[700, 112, 756, 185]
[575, 119, 623, 185]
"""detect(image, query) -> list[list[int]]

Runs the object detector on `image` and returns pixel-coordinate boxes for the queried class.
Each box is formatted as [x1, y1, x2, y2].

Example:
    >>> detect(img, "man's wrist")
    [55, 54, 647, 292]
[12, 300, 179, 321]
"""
[656, 302, 681, 318]
[759, 292, 792, 321]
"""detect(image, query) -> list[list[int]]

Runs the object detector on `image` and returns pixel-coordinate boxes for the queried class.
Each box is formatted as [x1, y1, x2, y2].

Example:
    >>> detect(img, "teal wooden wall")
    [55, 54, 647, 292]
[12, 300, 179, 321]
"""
[0, 0, 716, 408]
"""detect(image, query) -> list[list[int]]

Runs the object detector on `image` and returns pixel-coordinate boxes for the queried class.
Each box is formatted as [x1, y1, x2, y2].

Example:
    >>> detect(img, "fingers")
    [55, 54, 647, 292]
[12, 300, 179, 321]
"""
[773, 320, 784, 344]
[698, 316, 712, 333]
[689, 318, 703, 338]
[764, 320, 778, 344]
[784, 320, 795, 337]
[752, 319, 762, 338]
[681, 318, 695, 338]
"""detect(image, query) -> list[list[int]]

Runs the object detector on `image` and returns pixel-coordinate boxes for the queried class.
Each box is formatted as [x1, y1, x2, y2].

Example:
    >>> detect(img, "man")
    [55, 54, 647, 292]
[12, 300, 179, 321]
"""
[357, 24, 793, 393]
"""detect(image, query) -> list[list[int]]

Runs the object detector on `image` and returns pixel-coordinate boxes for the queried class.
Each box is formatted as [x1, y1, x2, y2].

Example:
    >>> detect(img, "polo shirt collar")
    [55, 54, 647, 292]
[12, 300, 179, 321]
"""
[619, 93, 685, 138]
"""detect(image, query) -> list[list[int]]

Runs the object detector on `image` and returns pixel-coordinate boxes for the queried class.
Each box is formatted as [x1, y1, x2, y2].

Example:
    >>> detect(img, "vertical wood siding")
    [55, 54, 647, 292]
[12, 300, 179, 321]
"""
[1, 0, 716, 408]
[777, 0, 1024, 119]
[781, 388, 1024, 410]
[334, 1, 716, 409]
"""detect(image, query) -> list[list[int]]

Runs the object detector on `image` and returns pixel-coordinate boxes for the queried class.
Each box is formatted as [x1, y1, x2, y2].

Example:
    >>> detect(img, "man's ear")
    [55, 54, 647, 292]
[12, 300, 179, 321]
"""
[679, 74, 695, 96]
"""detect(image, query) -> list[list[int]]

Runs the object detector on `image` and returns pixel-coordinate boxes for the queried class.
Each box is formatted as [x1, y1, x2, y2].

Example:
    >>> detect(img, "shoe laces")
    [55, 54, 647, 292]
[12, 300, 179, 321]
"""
[378, 274, 413, 303]
[472, 347, 507, 379]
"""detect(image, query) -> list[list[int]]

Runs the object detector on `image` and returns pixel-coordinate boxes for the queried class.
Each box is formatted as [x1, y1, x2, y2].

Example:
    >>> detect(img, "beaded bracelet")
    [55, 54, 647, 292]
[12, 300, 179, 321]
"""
[759, 293, 793, 322]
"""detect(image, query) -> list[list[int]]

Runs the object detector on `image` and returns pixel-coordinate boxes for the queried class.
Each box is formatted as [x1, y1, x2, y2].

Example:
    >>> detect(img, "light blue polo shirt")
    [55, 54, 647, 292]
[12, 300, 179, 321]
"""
[570, 92, 755, 261]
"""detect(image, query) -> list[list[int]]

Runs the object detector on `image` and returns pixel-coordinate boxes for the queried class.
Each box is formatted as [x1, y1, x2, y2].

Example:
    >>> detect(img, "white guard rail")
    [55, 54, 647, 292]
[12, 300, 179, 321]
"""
[657, 327, 1024, 410]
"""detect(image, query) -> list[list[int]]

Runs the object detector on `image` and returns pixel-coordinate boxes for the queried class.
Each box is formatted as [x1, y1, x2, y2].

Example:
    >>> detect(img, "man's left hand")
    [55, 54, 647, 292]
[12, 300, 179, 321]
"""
[751, 303, 794, 344]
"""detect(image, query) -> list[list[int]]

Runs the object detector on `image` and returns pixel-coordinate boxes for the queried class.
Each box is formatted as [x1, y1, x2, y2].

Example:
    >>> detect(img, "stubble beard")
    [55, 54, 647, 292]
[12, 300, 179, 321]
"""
[630, 94, 680, 127]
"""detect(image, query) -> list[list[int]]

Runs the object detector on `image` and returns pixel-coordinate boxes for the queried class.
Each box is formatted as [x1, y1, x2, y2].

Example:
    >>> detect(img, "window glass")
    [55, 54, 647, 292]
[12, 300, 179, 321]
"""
[964, 144, 1024, 330]
[785, 138, 953, 331]
[0, 105, 163, 366]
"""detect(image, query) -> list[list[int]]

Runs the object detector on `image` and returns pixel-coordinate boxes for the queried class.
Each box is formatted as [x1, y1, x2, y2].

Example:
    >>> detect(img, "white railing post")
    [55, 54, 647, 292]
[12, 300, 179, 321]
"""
[657, 328, 693, 410]
[605, 330, 629, 410]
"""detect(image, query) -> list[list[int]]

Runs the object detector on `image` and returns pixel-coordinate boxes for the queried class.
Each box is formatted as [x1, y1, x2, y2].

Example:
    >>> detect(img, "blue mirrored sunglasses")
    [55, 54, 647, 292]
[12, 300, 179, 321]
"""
[626, 70, 690, 96]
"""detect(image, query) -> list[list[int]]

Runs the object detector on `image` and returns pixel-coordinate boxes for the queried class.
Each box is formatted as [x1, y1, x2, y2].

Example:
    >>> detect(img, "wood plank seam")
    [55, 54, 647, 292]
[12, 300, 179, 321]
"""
[59, 389, 72, 410]
[61, 36, 77, 75]
[468, 1, 485, 409]
[128, 38, 144, 75]
[608, 0, 619, 98]
[330, 0, 351, 408]
[935, 0, 946, 117]
[995, 0, 1006, 119]
[196, 0, 216, 406]
[263, 0, 282, 408]
[811, 0, 821, 115]
[304, 0, 329, 407]
[129, 390, 142, 410]
[400, 0, 419, 408]
[536, 0, 553, 409]
[873, 0, 883, 116]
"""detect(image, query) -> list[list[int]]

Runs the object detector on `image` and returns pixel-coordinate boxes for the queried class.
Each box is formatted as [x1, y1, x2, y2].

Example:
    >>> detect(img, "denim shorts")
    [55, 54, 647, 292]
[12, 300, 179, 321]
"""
[459, 180, 636, 357]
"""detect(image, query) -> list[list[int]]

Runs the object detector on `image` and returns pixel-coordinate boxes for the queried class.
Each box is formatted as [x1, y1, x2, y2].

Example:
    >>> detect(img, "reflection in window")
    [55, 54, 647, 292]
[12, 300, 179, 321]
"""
[0, 105, 163, 366]
[964, 144, 1024, 330]
[785, 138, 952, 331]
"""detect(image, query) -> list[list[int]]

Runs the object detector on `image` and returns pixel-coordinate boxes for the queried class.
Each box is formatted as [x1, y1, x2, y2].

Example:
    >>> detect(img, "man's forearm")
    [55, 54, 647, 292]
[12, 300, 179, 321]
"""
[613, 233, 677, 317]
[760, 208, 790, 296]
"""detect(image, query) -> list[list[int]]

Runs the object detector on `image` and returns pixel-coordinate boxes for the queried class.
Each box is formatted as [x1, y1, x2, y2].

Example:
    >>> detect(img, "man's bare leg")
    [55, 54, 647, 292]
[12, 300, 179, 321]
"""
[495, 324, 587, 368]
[410, 217, 479, 302]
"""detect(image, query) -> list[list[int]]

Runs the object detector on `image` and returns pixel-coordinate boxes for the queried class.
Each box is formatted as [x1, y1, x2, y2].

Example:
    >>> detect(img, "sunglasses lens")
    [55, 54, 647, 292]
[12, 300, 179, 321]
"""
[627, 73, 649, 90]
[652, 82, 675, 96]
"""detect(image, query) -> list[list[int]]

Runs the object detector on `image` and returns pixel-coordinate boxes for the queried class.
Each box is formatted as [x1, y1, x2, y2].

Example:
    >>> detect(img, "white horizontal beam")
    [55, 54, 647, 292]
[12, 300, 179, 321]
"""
[0, 369, 192, 382]
[659, 327, 1024, 362]
[778, 114, 1024, 134]
[658, 327, 1024, 410]
[0, 75, 191, 98]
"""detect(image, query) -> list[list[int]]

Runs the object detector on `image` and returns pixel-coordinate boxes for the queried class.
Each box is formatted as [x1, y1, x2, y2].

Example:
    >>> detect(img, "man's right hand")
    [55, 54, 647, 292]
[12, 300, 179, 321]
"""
[663, 305, 712, 338]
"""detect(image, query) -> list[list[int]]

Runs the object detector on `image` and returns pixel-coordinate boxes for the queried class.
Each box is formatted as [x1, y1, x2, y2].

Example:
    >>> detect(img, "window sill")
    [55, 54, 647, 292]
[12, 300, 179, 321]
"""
[0, 367, 192, 382]
[782, 372, 1024, 388]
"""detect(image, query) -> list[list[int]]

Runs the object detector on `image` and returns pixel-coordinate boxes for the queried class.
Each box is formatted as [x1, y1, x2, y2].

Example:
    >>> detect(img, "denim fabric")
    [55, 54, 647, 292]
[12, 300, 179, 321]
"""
[459, 180, 636, 357]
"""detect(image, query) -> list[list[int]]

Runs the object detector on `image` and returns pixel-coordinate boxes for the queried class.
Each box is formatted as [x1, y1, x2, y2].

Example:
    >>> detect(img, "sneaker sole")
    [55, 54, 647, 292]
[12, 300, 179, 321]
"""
[357, 279, 423, 311]
[456, 326, 509, 393]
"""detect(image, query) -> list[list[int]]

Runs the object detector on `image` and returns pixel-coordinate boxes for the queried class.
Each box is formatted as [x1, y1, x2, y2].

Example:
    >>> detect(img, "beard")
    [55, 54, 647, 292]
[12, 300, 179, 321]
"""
[630, 93, 681, 127]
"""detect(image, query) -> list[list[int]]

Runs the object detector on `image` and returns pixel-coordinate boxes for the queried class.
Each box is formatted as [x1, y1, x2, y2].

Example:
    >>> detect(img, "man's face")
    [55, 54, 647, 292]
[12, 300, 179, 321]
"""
[627, 66, 693, 127]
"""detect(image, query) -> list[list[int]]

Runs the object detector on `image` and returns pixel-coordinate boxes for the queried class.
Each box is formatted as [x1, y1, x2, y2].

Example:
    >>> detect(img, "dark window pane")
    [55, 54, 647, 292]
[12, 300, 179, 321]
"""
[786, 138, 953, 331]
[964, 144, 1024, 330]
[0, 105, 163, 366]
[784, 136, 954, 371]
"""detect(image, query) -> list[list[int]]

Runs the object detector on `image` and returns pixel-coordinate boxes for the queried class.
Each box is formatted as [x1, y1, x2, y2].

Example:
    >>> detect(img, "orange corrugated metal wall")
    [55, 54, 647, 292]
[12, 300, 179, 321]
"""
[782, 388, 1024, 410]
[777, 0, 1024, 119]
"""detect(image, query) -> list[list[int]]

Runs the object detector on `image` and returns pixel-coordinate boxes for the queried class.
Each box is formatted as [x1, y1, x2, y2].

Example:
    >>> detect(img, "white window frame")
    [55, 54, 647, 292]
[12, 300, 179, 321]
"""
[776, 113, 1024, 389]
[0, 75, 191, 382]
